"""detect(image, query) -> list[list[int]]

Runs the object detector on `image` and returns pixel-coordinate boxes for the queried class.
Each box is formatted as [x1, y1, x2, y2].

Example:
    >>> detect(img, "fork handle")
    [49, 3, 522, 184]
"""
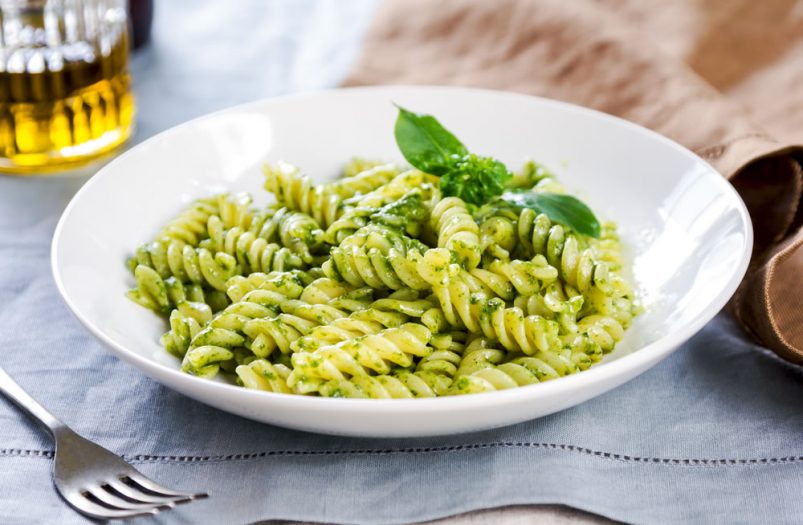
[0, 366, 66, 438]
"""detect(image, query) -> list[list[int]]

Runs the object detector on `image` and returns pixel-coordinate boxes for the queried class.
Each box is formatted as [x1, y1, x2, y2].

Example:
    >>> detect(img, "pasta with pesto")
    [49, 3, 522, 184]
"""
[127, 152, 637, 398]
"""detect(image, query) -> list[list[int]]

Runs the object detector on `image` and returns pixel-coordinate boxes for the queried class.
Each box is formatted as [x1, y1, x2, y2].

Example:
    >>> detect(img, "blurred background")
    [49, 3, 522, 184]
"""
[128, 0, 376, 140]
[2, 0, 801, 177]
[0, 0, 378, 176]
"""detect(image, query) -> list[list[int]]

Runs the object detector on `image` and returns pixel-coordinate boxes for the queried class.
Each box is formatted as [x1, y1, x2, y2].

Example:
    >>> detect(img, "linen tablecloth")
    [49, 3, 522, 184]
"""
[1, 1, 801, 524]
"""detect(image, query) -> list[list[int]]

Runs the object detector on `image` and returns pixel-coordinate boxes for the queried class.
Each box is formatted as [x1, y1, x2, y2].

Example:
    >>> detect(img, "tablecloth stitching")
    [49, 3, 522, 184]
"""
[3, 444, 802, 466]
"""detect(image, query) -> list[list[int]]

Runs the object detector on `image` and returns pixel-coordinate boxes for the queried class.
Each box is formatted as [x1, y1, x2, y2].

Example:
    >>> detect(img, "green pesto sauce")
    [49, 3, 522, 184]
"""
[454, 377, 470, 391]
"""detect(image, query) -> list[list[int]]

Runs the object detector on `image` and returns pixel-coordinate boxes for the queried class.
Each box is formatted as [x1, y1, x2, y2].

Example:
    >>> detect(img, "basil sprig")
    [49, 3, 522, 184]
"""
[394, 106, 601, 238]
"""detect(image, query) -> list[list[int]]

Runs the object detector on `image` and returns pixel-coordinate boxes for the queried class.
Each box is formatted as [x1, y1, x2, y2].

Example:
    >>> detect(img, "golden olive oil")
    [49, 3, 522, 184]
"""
[0, 9, 134, 174]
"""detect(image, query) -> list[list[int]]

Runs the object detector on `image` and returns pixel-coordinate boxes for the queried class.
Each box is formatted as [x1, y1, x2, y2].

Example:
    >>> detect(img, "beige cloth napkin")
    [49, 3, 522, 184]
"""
[344, 0, 803, 364]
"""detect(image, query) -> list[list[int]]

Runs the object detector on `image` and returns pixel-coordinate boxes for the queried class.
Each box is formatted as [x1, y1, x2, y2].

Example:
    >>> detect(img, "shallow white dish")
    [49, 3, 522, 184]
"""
[52, 86, 752, 437]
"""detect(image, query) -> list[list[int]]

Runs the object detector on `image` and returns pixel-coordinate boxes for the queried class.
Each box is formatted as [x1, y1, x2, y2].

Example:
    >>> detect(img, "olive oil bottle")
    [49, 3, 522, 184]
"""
[0, 1, 134, 174]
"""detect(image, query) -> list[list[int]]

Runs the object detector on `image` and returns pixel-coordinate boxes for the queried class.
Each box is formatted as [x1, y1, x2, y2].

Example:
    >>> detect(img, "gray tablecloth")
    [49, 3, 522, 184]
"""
[1, 1, 801, 524]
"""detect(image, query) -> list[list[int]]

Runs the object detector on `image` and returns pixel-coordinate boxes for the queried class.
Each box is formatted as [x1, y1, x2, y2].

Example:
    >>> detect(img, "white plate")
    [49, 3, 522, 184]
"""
[52, 86, 752, 437]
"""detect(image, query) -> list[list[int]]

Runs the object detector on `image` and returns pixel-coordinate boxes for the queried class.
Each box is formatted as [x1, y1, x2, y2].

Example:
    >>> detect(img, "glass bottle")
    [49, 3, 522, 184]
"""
[0, 0, 134, 174]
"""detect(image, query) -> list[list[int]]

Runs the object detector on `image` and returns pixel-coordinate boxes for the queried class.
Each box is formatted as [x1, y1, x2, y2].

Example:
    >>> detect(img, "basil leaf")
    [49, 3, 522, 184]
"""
[441, 154, 512, 206]
[394, 106, 468, 176]
[496, 192, 601, 238]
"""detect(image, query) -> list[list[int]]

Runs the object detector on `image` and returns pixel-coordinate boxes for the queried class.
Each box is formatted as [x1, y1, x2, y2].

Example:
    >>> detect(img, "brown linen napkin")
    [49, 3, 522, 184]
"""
[343, 0, 803, 364]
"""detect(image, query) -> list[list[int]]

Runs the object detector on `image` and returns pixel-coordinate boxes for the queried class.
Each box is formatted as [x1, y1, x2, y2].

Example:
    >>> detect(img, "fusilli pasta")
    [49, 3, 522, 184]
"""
[128, 156, 637, 398]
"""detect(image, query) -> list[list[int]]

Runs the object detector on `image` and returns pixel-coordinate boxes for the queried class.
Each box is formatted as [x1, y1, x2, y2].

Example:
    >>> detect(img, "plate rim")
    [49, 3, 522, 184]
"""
[50, 84, 754, 413]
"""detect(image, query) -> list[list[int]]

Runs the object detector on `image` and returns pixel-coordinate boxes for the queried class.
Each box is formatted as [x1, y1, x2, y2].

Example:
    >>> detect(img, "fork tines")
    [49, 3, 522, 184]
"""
[63, 472, 208, 519]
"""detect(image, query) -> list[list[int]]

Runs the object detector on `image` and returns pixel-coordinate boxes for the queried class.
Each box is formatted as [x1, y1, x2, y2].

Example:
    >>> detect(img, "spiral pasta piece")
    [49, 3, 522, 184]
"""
[317, 375, 416, 398]
[181, 289, 288, 377]
[224, 270, 309, 302]
[338, 172, 439, 246]
[160, 301, 213, 358]
[446, 336, 584, 394]
[448, 340, 594, 395]
[468, 255, 559, 300]
[341, 169, 437, 209]
[203, 210, 321, 272]
[430, 197, 481, 269]
[179, 281, 371, 377]
[576, 314, 625, 354]
[478, 214, 518, 260]
[513, 284, 584, 333]
[323, 224, 433, 291]
[263, 161, 399, 227]
[454, 337, 507, 376]
[326, 189, 430, 245]
[237, 234, 305, 274]
[421, 265, 586, 371]
[591, 221, 625, 268]
[342, 157, 385, 178]
[243, 291, 370, 357]
[299, 277, 355, 304]
[560, 332, 603, 370]
[317, 331, 465, 399]
[288, 323, 432, 394]
[256, 208, 324, 263]
[289, 313, 393, 354]
[327, 163, 402, 196]
[263, 162, 340, 228]
[290, 289, 434, 352]
[125, 268, 174, 314]
[236, 359, 293, 393]
[131, 241, 241, 289]
[517, 209, 611, 296]
[607, 279, 638, 328]
[126, 255, 237, 317]
[126, 251, 238, 315]
[449, 362, 540, 395]
[324, 207, 374, 246]
[166, 277, 228, 312]
[387, 331, 468, 397]
[148, 193, 251, 248]
[126, 193, 254, 274]
[217, 192, 257, 229]
[153, 196, 221, 246]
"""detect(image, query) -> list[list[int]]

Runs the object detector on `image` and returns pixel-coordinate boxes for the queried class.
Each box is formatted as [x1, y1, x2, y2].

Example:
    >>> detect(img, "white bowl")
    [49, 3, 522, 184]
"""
[52, 86, 752, 437]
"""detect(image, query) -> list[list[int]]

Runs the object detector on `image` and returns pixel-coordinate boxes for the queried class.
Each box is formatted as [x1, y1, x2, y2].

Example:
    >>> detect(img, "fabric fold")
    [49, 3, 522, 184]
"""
[343, 0, 803, 363]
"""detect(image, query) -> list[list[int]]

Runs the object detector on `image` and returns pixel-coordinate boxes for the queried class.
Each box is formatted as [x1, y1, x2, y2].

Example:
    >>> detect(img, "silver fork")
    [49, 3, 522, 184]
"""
[0, 366, 208, 519]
